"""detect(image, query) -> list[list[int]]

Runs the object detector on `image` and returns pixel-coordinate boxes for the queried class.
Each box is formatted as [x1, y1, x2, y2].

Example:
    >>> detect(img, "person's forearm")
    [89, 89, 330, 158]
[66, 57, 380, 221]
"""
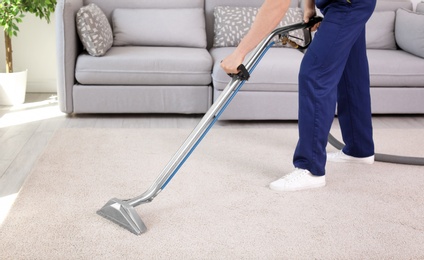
[220, 0, 291, 74]
[303, 0, 316, 22]
[233, 0, 291, 58]
[304, 0, 315, 10]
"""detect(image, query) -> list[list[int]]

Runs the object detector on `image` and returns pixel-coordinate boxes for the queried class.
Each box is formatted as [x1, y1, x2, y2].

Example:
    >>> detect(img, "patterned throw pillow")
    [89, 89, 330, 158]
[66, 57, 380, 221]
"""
[213, 6, 304, 48]
[76, 3, 113, 57]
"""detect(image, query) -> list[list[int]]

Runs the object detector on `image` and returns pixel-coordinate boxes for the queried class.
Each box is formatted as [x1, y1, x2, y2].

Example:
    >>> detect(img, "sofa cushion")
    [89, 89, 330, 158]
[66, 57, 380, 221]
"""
[373, 0, 412, 12]
[83, 0, 205, 22]
[213, 6, 304, 48]
[205, 0, 301, 48]
[112, 8, 207, 48]
[365, 11, 396, 50]
[75, 47, 213, 85]
[417, 2, 424, 13]
[367, 49, 424, 87]
[76, 3, 113, 56]
[395, 8, 424, 59]
[210, 47, 304, 92]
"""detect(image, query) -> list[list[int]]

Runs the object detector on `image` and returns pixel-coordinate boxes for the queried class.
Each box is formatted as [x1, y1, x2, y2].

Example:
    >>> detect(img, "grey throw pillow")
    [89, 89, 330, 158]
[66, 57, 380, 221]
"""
[416, 2, 424, 13]
[76, 3, 113, 57]
[366, 11, 396, 50]
[213, 6, 304, 48]
[112, 8, 207, 48]
[395, 8, 424, 58]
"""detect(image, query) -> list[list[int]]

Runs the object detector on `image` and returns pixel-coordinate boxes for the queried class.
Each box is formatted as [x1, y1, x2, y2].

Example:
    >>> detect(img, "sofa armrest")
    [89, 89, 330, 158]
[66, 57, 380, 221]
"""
[55, 0, 83, 113]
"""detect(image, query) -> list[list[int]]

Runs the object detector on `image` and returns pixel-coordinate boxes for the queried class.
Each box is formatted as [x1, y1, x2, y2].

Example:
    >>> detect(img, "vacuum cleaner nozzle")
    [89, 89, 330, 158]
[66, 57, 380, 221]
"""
[97, 198, 147, 235]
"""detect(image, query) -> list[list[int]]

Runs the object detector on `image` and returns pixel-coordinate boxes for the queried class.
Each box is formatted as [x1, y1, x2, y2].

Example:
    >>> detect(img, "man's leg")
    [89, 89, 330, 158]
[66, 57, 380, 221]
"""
[270, 0, 376, 191]
[293, 1, 371, 176]
[336, 28, 375, 159]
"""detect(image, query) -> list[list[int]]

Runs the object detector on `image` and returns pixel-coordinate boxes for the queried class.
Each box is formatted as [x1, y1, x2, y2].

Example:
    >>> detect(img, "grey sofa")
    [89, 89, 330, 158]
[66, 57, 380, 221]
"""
[56, 0, 424, 119]
[56, 0, 213, 114]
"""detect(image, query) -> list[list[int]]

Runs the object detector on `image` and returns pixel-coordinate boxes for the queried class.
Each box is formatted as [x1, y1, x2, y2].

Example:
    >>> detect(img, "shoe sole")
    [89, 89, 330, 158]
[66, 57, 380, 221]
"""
[327, 152, 375, 164]
[269, 182, 326, 192]
[327, 157, 374, 164]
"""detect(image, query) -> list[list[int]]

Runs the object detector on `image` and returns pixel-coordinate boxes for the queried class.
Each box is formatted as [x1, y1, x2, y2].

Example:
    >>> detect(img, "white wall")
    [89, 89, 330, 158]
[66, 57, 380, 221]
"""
[0, 13, 57, 93]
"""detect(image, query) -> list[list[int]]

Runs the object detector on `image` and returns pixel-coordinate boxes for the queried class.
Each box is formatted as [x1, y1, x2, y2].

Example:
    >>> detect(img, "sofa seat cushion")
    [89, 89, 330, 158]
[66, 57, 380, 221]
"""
[210, 47, 304, 92]
[367, 49, 424, 87]
[75, 46, 213, 85]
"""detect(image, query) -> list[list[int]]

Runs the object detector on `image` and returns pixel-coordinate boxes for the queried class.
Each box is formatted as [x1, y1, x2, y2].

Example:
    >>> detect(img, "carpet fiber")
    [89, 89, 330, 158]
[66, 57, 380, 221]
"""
[1, 128, 423, 259]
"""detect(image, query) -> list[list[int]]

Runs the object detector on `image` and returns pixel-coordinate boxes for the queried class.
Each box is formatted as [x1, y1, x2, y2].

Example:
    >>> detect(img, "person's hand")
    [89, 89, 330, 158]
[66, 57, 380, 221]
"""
[220, 52, 245, 75]
[303, 8, 320, 31]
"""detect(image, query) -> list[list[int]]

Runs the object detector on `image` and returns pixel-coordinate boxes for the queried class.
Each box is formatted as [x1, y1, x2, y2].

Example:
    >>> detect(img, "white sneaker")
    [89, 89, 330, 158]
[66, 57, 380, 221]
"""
[327, 150, 374, 164]
[269, 168, 326, 191]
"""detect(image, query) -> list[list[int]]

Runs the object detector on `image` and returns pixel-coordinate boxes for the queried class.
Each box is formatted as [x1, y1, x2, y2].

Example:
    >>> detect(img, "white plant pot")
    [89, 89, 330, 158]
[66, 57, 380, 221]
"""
[0, 70, 28, 106]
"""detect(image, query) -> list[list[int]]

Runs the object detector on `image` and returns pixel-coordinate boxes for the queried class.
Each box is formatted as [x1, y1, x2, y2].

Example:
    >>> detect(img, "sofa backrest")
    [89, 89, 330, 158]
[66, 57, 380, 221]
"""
[374, 0, 412, 12]
[366, 0, 413, 50]
[82, 0, 207, 48]
[83, 0, 204, 23]
[417, 2, 424, 13]
[205, 0, 300, 49]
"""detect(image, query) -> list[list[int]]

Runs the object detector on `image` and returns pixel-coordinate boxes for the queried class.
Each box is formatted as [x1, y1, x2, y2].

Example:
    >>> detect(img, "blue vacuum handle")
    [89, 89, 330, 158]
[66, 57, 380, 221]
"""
[305, 16, 323, 27]
[227, 16, 323, 79]
[296, 16, 323, 50]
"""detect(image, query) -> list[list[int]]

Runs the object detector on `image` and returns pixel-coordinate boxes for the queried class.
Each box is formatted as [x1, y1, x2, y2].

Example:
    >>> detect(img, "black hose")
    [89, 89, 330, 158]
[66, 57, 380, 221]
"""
[328, 133, 424, 166]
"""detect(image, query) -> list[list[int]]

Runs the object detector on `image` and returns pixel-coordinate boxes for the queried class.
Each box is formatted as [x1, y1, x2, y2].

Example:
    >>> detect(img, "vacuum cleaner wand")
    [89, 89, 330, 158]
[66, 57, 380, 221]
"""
[97, 17, 323, 235]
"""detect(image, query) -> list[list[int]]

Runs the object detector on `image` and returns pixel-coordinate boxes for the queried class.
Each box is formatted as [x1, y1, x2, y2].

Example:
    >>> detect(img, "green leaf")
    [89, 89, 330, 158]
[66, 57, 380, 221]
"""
[1, 0, 57, 71]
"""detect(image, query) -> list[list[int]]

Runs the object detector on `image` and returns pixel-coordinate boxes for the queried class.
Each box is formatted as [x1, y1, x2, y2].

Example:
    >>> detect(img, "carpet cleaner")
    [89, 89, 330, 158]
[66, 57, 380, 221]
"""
[97, 16, 423, 235]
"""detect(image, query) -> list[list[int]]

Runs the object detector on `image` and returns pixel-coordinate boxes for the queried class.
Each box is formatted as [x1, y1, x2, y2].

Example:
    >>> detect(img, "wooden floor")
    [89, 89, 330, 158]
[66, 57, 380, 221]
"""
[1, 93, 423, 223]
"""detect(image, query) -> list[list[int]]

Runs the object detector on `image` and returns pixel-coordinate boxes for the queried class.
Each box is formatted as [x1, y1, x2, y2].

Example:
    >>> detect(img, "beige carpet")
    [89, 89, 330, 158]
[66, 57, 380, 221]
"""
[0, 128, 423, 259]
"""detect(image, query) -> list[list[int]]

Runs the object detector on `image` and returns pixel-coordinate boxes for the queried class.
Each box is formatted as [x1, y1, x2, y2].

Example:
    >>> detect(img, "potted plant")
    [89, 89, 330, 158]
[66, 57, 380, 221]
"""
[0, 0, 56, 105]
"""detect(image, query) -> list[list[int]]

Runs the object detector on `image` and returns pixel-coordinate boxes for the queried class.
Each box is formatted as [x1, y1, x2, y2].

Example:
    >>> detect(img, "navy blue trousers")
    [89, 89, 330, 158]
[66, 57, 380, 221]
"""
[293, 0, 376, 176]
